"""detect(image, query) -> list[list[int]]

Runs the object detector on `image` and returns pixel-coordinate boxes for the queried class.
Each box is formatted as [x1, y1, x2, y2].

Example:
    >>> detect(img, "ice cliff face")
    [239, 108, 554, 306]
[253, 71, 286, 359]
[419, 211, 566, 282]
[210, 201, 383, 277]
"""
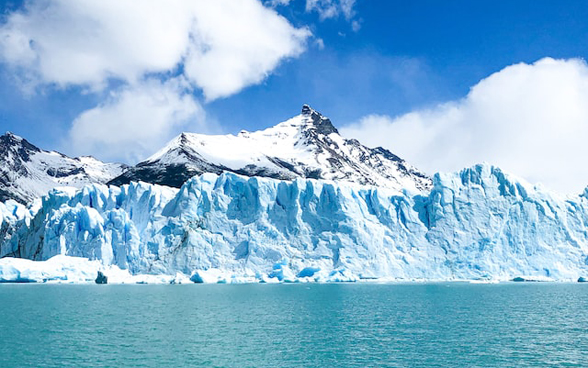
[109, 105, 431, 193]
[2, 163, 588, 281]
[0, 132, 126, 204]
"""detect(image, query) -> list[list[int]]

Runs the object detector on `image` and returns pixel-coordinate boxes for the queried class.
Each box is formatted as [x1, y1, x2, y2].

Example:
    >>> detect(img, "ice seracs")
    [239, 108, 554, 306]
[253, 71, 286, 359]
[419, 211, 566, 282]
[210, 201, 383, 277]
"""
[2, 163, 588, 283]
[0, 132, 126, 203]
[109, 105, 431, 193]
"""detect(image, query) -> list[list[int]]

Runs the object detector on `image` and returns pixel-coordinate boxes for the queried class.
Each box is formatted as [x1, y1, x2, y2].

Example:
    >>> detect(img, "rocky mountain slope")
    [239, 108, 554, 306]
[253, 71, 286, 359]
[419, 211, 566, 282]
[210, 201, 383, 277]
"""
[0, 132, 126, 204]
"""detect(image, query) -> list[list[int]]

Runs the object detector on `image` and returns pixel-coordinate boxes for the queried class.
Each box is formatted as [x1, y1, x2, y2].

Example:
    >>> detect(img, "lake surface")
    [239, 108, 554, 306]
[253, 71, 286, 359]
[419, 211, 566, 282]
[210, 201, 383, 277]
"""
[1, 283, 587, 367]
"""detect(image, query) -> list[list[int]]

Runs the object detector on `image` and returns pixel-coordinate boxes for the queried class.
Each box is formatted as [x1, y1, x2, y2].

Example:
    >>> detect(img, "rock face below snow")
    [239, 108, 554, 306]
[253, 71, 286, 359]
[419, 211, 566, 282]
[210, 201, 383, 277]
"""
[109, 105, 431, 193]
[3, 164, 588, 281]
[0, 132, 126, 204]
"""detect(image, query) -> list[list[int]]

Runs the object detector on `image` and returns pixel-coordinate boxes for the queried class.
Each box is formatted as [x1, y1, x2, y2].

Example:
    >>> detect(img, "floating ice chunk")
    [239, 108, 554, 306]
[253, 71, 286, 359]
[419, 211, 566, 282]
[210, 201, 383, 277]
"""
[327, 269, 359, 283]
[269, 262, 296, 282]
[511, 276, 555, 283]
[0, 255, 103, 283]
[297, 267, 321, 278]
[190, 269, 228, 284]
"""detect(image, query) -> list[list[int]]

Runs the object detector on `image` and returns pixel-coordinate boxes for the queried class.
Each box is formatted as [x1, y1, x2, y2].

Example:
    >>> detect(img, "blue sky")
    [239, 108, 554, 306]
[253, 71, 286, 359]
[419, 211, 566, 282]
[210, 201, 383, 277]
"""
[216, 0, 588, 131]
[2, 0, 588, 192]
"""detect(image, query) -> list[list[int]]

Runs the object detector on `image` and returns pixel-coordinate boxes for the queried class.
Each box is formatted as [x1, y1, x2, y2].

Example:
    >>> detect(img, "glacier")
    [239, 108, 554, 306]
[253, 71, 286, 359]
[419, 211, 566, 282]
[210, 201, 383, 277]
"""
[1, 163, 588, 283]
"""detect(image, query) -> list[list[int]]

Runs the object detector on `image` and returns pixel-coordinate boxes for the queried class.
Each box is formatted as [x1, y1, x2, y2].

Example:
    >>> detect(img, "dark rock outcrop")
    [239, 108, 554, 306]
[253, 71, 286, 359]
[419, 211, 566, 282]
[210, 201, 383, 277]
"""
[95, 271, 108, 284]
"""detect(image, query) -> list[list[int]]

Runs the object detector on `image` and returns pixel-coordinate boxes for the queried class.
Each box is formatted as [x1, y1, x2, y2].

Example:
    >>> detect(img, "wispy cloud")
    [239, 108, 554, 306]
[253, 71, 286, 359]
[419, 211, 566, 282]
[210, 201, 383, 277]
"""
[306, 0, 356, 20]
[266, 0, 359, 24]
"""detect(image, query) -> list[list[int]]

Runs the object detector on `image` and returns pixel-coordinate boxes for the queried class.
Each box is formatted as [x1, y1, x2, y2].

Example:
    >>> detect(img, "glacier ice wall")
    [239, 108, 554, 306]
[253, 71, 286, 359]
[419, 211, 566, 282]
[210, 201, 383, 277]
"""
[2, 164, 588, 280]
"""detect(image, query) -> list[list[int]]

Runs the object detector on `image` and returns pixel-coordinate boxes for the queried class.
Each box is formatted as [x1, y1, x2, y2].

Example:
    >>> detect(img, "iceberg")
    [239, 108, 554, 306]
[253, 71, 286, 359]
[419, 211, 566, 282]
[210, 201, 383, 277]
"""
[1, 163, 588, 283]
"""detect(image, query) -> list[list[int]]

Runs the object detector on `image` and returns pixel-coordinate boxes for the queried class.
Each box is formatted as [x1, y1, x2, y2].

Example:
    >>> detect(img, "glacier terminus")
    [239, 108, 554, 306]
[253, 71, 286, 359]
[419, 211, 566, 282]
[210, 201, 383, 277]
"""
[1, 106, 587, 283]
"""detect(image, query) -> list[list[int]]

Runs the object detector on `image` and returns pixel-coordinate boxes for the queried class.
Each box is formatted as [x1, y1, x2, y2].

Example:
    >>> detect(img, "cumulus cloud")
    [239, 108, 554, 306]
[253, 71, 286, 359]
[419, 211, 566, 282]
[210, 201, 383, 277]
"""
[69, 78, 203, 163]
[341, 58, 588, 194]
[0, 0, 311, 161]
[0, 0, 310, 98]
[0, 1, 189, 90]
[183, 2, 311, 100]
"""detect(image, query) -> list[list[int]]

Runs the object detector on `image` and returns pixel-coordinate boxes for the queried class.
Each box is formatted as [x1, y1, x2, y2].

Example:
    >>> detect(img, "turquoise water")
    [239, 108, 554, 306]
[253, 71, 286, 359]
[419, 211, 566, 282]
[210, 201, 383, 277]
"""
[1, 283, 587, 367]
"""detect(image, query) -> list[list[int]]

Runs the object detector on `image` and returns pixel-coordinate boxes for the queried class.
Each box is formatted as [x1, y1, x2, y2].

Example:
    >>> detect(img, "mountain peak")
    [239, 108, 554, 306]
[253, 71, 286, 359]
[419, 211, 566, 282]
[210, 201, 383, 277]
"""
[0, 133, 126, 204]
[1, 131, 24, 143]
[178, 132, 190, 145]
[300, 105, 338, 135]
[301, 104, 314, 115]
[110, 105, 431, 192]
[0, 131, 40, 157]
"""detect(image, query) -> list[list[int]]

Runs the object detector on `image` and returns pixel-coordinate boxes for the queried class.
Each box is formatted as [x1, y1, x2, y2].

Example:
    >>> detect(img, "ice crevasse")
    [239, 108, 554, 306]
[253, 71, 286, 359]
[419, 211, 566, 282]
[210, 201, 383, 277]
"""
[1, 163, 588, 283]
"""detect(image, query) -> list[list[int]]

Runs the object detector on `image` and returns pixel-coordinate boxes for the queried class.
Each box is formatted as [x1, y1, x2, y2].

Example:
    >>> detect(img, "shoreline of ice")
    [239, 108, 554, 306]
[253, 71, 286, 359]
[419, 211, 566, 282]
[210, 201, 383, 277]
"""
[0, 255, 584, 285]
[4, 165, 588, 284]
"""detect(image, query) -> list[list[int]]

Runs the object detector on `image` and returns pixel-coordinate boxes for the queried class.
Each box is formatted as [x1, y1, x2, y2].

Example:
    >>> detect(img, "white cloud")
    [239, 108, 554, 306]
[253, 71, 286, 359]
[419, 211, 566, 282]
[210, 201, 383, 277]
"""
[183, 1, 311, 100]
[0, 0, 311, 99]
[267, 0, 357, 22]
[341, 58, 588, 194]
[0, 0, 311, 161]
[306, 0, 356, 20]
[0, 1, 191, 90]
[265, 0, 293, 6]
[315, 38, 325, 50]
[69, 78, 203, 163]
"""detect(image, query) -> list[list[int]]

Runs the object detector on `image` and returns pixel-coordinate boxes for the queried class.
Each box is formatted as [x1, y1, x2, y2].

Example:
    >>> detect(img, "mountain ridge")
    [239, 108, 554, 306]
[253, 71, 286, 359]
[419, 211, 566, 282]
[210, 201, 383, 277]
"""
[0, 105, 431, 204]
[0, 132, 126, 204]
[109, 105, 432, 193]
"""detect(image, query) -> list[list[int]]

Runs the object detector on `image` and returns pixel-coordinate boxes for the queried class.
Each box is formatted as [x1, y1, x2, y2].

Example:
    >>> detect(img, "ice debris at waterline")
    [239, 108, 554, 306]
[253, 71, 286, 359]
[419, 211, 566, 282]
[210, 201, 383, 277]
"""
[2, 163, 588, 283]
[0, 256, 191, 284]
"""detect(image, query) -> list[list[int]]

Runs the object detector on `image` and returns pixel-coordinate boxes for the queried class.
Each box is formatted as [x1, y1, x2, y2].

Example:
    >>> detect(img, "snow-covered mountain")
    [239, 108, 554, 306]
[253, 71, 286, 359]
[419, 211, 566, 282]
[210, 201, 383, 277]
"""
[2, 164, 588, 282]
[0, 106, 429, 204]
[0, 132, 126, 204]
[110, 105, 431, 193]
